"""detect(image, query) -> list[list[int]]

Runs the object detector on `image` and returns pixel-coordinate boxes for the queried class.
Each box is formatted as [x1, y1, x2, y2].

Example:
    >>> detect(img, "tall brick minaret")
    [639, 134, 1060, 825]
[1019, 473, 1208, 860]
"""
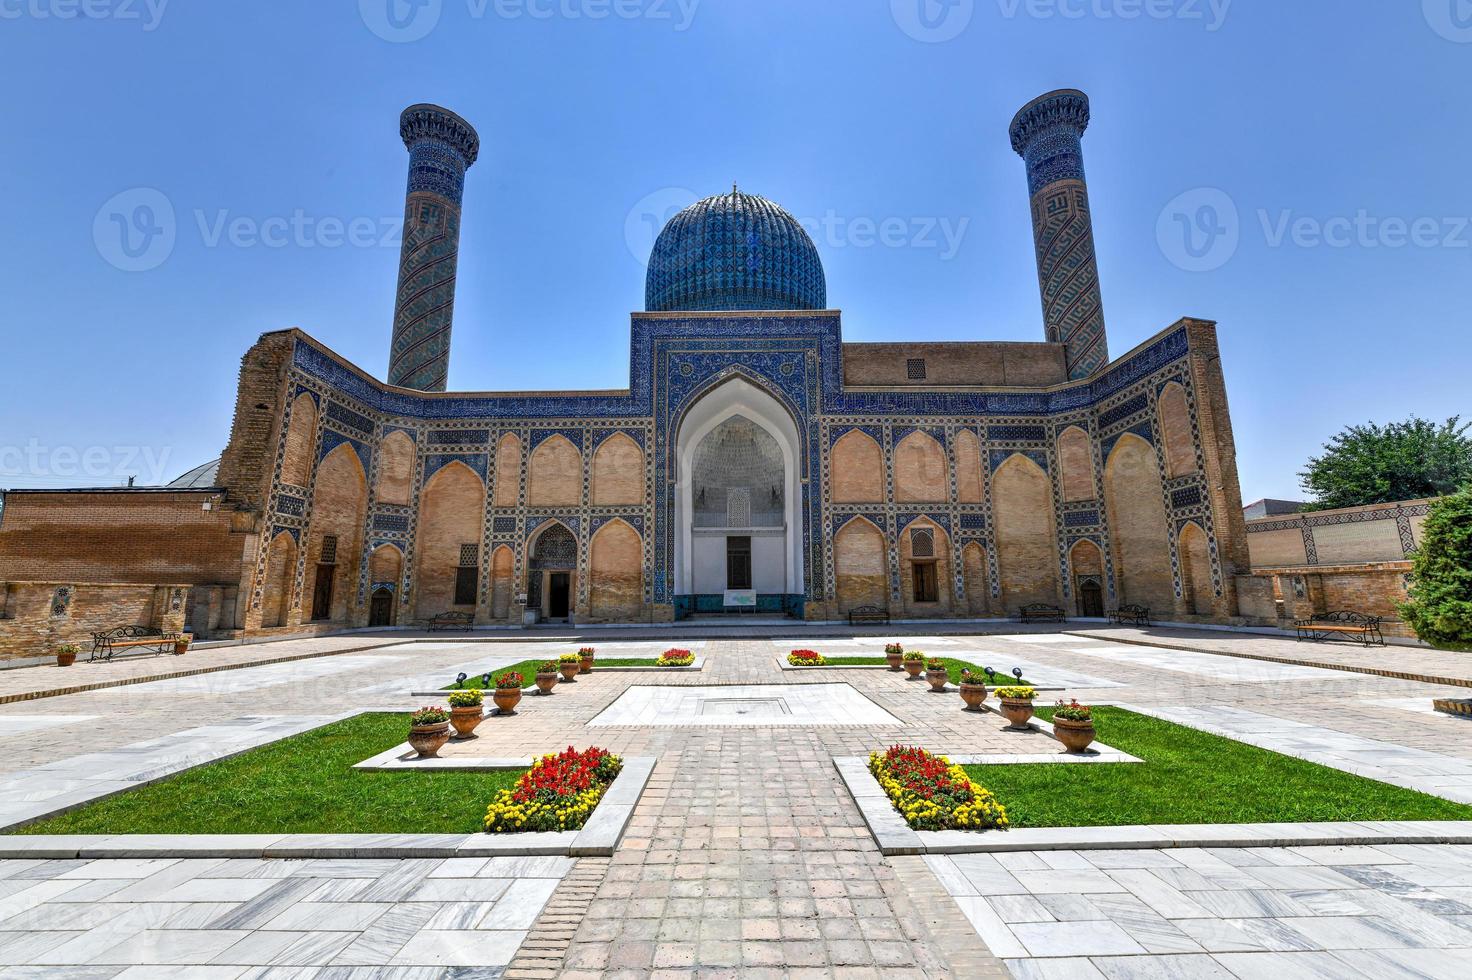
[388, 104, 480, 392]
[1009, 89, 1109, 380]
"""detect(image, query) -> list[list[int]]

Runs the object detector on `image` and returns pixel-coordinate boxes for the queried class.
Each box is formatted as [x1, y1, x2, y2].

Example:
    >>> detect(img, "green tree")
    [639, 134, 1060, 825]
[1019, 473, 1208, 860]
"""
[1399, 485, 1472, 650]
[1299, 416, 1472, 511]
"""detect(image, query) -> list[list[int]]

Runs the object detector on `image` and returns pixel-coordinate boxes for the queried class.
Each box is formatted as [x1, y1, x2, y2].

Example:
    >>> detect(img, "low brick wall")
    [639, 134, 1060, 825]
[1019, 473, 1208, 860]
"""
[0, 581, 190, 663]
[1237, 563, 1415, 638]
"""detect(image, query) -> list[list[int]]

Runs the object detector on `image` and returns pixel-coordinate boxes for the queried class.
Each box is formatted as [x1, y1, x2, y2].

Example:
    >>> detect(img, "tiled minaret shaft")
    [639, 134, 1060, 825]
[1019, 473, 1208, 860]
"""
[1010, 89, 1109, 380]
[388, 104, 479, 392]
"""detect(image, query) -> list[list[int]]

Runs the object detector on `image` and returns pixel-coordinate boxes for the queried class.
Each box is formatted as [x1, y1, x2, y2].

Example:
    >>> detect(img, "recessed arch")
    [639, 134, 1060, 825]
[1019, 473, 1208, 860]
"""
[280, 393, 318, 487]
[900, 516, 952, 615]
[1178, 520, 1214, 616]
[306, 443, 369, 623]
[493, 433, 521, 508]
[830, 430, 883, 503]
[589, 519, 643, 621]
[591, 433, 644, 506]
[375, 430, 416, 505]
[413, 460, 486, 620]
[992, 453, 1062, 611]
[955, 429, 984, 504]
[962, 541, 990, 616]
[1057, 426, 1095, 503]
[1104, 433, 1174, 612]
[1068, 539, 1105, 617]
[833, 516, 888, 615]
[260, 530, 298, 629]
[1158, 382, 1198, 478]
[490, 545, 514, 620]
[893, 430, 947, 504]
[527, 435, 582, 508]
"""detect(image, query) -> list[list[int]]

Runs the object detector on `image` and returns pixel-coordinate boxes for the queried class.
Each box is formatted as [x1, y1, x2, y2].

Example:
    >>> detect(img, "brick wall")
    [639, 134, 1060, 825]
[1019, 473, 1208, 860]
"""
[1246, 498, 1431, 568]
[842, 342, 1067, 387]
[0, 581, 189, 662]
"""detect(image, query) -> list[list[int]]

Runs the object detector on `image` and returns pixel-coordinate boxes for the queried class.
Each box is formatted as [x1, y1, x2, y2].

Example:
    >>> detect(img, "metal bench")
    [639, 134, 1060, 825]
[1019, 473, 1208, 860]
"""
[90, 626, 179, 663]
[1108, 604, 1151, 626]
[427, 611, 475, 632]
[1018, 603, 1066, 624]
[1294, 611, 1385, 647]
[848, 605, 891, 626]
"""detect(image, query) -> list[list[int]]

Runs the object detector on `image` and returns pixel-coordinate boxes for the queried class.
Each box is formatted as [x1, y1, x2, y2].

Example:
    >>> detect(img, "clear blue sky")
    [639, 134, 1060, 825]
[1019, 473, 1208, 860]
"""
[1, 1, 1468, 501]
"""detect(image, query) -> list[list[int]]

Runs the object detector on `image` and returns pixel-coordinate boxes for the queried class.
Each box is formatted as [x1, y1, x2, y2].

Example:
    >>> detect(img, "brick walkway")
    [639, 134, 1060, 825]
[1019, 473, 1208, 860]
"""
[0, 625, 1468, 976]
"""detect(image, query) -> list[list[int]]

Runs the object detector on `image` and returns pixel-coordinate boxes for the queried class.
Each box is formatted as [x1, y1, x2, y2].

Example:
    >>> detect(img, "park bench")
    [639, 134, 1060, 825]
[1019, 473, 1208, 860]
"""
[427, 611, 475, 632]
[848, 605, 891, 626]
[90, 626, 179, 663]
[1108, 604, 1151, 627]
[1018, 603, 1066, 624]
[1294, 611, 1385, 647]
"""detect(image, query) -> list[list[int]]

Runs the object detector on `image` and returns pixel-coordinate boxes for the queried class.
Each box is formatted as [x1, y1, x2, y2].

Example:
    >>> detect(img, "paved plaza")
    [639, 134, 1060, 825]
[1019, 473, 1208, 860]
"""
[0, 625, 1468, 977]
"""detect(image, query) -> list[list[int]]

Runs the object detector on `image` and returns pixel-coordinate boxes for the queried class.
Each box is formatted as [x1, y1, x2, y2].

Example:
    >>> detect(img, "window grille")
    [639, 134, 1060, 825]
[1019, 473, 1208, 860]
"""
[907, 358, 927, 380]
[459, 543, 479, 568]
[320, 535, 338, 565]
[727, 488, 752, 527]
[910, 527, 935, 558]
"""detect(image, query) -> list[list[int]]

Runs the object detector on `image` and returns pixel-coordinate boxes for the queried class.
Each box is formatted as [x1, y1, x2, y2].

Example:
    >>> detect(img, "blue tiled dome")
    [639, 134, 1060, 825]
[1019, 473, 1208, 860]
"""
[646, 189, 827, 313]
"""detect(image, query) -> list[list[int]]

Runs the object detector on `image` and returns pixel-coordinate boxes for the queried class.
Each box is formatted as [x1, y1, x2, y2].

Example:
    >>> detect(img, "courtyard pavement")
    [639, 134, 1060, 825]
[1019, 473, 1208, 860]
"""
[0, 624, 1467, 977]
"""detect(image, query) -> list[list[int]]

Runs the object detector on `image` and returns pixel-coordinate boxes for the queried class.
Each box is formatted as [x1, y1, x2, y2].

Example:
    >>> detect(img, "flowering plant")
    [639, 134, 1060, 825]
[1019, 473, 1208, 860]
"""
[788, 649, 827, 666]
[447, 688, 484, 707]
[1053, 699, 1093, 722]
[55, 643, 81, 655]
[536, 660, 559, 674]
[995, 686, 1035, 700]
[410, 706, 449, 726]
[884, 643, 904, 656]
[868, 746, 1008, 832]
[901, 650, 926, 662]
[579, 647, 595, 657]
[657, 648, 695, 667]
[484, 746, 623, 834]
[959, 668, 989, 687]
[558, 653, 582, 665]
[495, 672, 524, 690]
[925, 658, 947, 672]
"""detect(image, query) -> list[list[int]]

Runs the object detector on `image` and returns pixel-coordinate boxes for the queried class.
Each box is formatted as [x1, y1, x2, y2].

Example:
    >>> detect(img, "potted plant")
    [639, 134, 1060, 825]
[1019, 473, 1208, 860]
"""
[447, 688, 485, 738]
[958, 668, 989, 711]
[579, 646, 596, 674]
[55, 643, 79, 668]
[493, 672, 524, 715]
[901, 650, 925, 679]
[558, 652, 582, 682]
[534, 660, 560, 694]
[925, 658, 949, 692]
[408, 706, 451, 758]
[884, 643, 905, 671]
[1051, 699, 1096, 754]
[996, 686, 1037, 730]
[174, 634, 192, 655]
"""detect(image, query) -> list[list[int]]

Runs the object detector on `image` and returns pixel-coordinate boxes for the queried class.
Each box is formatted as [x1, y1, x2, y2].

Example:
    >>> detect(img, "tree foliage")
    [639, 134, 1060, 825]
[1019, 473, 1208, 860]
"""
[1399, 485, 1472, 650]
[1299, 416, 1472, 511]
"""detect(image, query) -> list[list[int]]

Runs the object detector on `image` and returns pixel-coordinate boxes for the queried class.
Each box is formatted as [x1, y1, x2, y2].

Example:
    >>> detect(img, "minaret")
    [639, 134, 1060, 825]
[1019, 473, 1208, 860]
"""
[1009, 89, 1109, 380]
[387, 104, 480, 392]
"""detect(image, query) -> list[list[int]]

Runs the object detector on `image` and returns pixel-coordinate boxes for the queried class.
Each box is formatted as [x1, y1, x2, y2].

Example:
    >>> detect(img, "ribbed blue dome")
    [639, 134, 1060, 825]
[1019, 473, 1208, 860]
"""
[645, 190, 827, 313]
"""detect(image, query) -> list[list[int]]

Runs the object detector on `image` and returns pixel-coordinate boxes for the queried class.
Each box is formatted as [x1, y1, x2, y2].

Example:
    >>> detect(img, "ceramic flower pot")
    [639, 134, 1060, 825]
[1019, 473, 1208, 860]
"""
[959, 683, 988, 711]
[174, 640, 190, 655]
[493, 688, 522, 715]
[885, 651, 904, 671]
[926, 669, 949, 692]
[1052, 716, 1096, 753]
[999, 697, 1036, 730]
[580, 655, 594, 675]
[559, 662, 580, 682]
[535, 672, 558, 694]
[450, 705, 484, 738]
[408, 721, 451, 758]
[56, 651, 76, 668]
[903, 661, 924, 678]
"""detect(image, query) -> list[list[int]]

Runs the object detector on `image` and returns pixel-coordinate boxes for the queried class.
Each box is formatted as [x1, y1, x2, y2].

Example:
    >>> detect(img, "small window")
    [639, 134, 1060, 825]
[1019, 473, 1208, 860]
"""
[906, 358, 927, 380]
[910, 527, 935, 559]
[454, 567, 478, 606]
[319, 535, 338, 565]
[912, 562, 939, 603]
[727, 536, 753, 591]
[458, 543, 479, 568]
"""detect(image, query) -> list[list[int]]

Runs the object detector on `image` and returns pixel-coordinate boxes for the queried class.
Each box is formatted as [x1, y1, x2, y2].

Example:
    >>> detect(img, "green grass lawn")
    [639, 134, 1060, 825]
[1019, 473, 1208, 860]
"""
[18, 713, 525, 836]
[962, 707, 1472, 828]
[442, 658, 687, 690]
[798, 656, 1035, 686]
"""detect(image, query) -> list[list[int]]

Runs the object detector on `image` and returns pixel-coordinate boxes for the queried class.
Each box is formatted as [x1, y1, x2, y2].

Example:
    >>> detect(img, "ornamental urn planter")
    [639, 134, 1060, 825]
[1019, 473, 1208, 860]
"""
[450, 705, 484, 738]
[926, 669, 949, 692]
[559, 662, 580, 683]
[580, 654, 594, 675]
[535, 672, 558, 694]
[55, 650, 77, 668]
[999, 697, 1036, 730]
[885, 650, 904, 671]
[1052, 716, 1096, 754]
[903, 660, 924, 679]
[492, 687, 523, 715]
[959, 683, 988, 711]
[409, 721, 451, 759]
[174, 637, 191, 655]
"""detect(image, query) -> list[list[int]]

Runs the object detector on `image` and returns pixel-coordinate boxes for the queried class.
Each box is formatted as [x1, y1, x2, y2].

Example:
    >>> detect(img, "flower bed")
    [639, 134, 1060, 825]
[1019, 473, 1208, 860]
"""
[483, 746, 623, 833]
[657, 648, 695, 667]
[868, 745, 1009, 831]
[788, 649, 827, 666]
